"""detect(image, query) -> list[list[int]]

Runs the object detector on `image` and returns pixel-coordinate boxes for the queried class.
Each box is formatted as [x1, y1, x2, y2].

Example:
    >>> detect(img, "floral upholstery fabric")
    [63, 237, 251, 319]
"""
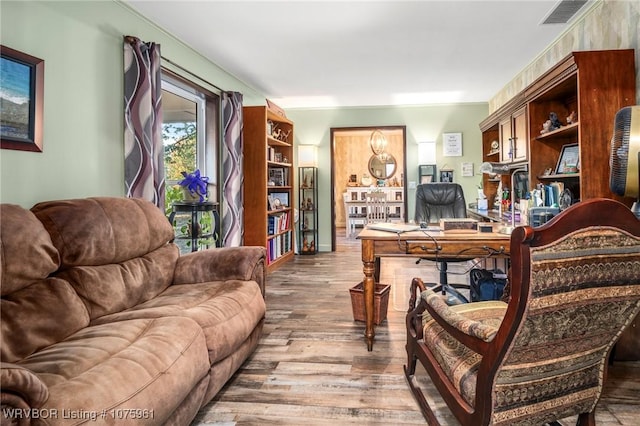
[422, 227, 640, 425]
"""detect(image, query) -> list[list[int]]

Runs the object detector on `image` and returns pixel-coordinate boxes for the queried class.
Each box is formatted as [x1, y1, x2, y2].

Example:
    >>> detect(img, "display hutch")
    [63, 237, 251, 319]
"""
[479, 50, 637, 361]
[298, 167, 318, 254]
[480, 49, 636, 208]
[243, 106, 295, 270]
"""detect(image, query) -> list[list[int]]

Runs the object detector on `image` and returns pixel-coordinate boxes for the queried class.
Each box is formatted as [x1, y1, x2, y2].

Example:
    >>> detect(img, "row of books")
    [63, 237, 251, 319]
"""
[268, 211, 291, 235]
[267, 231, 292, 263]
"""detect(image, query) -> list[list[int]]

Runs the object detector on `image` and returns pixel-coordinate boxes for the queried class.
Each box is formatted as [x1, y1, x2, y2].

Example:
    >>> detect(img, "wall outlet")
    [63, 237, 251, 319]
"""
[408, 181, 416, 189]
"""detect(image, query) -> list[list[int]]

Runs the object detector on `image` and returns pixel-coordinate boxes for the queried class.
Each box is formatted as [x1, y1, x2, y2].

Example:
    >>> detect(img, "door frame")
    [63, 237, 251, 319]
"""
[330, 125, 407, 251]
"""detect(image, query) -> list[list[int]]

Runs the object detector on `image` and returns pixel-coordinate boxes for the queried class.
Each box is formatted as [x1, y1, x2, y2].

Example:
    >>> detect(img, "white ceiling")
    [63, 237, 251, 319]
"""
[126, 0, 591, 109]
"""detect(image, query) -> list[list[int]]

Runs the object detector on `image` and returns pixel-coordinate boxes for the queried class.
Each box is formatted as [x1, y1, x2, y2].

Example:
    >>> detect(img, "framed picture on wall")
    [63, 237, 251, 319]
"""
[1, 45, 44, 152]
[440, 170, 454, 183]
[442, 132, 462, 157]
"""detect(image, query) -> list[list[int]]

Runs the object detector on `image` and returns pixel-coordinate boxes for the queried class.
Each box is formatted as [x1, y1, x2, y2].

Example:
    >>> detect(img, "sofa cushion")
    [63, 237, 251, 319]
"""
[55, 244, 179, 320]
[31, 197, 174, 267]
[0, 204, 60, 295]
[18, 317, 209, 424]
[1, 278, 90, 362]
[92, 280, 266, 364]
[31, 197, 180, 318]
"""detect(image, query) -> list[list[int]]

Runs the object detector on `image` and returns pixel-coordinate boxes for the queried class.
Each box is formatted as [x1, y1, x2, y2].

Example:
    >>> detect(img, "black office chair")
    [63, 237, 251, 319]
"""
[415, 183, 470, 303]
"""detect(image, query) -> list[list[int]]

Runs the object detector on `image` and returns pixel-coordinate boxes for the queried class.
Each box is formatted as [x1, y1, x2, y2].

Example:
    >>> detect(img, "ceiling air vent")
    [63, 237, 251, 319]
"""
[541, 0, 588, 24]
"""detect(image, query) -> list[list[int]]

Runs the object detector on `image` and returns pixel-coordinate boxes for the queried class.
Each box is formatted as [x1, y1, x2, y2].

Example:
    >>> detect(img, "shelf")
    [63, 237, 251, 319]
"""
[268, 207, 292, 214]
[267, 230, 290, 239]
[487, 149, 500, 156]
[267, 136, 292, 147]
[535, 122, 579, 142]
[268, 160, 292, 167]
[538, 172, 580, 180]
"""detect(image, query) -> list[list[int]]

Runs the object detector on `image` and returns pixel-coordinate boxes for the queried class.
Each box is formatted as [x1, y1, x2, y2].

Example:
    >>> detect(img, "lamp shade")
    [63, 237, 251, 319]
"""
[369, 129, 387, 155]
[418, 141, 436, 164]
[298, 145, 318, 167]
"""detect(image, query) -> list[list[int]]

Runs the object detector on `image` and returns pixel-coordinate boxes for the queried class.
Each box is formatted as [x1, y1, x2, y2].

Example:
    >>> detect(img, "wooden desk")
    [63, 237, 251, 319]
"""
[356, 226, 511, 351]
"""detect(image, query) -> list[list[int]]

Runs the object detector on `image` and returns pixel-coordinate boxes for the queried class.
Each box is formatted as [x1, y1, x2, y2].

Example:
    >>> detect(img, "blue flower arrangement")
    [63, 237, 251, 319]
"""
[178, 169, 209, 202]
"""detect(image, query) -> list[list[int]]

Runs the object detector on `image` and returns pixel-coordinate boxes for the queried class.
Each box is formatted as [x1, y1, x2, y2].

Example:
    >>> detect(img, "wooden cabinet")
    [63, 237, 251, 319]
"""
[499, 106, 528, 164]
[527, 50, 635, 204]
[243, 106, 295, 271]
[480, 49, 636, 207]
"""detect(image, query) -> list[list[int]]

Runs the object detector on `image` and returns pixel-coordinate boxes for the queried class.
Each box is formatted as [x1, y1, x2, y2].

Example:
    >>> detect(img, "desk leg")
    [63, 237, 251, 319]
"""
[361, 239, 375, 351]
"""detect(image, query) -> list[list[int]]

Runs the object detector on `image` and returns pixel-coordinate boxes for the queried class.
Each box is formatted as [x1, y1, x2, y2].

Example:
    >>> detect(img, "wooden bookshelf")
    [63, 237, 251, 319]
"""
[243, 106, 295, 271]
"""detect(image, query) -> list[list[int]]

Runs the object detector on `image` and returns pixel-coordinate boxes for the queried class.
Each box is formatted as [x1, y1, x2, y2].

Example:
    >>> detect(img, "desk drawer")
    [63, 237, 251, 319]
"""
[405, 240, 508, 258]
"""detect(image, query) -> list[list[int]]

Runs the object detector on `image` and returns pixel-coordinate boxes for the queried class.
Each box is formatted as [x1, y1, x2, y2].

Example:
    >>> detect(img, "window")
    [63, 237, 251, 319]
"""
[161, 72, 219, 212]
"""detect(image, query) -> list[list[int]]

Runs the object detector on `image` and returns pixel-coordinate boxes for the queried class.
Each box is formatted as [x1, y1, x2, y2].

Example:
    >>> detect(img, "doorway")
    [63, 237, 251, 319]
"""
[330, 126, 407, 251]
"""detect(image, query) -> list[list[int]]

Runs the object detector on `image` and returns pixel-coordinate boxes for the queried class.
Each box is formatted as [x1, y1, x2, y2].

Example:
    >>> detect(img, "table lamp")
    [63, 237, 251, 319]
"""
[479, 162, 529, 234]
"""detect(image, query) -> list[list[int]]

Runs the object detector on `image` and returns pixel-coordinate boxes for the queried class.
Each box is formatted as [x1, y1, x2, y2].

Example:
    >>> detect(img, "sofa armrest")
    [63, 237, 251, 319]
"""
[173, 246, 266, 295]
[1, 363, 49, 421]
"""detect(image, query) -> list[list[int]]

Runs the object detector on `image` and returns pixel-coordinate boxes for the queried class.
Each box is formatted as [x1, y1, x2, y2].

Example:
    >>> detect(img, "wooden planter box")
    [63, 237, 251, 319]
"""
[350, 282, 391, 325]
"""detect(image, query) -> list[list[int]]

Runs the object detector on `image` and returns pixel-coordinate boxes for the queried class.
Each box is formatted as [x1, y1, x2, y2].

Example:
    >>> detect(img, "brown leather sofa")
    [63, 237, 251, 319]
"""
[1, 197, 266, 425]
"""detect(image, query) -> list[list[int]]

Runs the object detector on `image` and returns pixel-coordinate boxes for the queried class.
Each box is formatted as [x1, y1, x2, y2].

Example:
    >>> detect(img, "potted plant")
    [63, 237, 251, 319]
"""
[178, 169, 209, 202]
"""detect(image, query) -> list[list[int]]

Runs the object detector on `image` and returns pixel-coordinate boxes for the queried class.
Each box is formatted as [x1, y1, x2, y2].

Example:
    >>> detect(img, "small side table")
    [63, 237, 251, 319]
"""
[171, 201, 220, 252]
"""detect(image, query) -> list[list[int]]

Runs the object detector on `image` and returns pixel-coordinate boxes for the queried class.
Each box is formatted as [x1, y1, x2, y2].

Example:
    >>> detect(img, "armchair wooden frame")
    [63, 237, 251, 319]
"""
[404, 198, 640, 426]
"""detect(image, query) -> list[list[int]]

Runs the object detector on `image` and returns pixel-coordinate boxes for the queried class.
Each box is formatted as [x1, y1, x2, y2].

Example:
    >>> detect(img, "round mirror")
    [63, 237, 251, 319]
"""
[368, 153, 397, 180]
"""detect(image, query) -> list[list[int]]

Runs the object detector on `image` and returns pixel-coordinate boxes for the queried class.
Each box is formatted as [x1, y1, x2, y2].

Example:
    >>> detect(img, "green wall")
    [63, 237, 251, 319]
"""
[287, 104, 488, 252]
[0, 0, 263, 208]
[2, 0, 636, 255]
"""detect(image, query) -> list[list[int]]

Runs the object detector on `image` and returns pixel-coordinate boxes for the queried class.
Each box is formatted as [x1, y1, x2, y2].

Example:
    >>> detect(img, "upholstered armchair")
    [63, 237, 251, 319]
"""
[405, 198, 640, 425]
[414, 183, 470, 303]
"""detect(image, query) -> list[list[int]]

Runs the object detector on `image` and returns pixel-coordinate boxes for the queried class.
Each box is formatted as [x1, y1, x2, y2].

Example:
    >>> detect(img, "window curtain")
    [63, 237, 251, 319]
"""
[221, 91, 244, 247]
[123, 36, 164, 208]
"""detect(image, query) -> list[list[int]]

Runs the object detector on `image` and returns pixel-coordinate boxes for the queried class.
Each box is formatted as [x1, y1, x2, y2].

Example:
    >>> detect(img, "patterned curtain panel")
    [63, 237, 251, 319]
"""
[221, 92, 244, 247]
[123, 36, 164, 208]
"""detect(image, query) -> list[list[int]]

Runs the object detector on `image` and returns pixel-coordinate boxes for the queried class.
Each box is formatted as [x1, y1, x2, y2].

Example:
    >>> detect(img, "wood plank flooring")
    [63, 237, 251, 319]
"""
[194, 229, 640, 425]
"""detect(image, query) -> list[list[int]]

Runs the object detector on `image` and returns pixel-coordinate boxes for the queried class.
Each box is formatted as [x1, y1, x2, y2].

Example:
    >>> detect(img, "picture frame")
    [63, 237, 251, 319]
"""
[1, 45, 44, 152]
[461, 162, 474, 177]
[555, 143, 579, 174]
[440, 170, 454, 183]
[271, 192, 289, 208]
[418, 164, 436, 184]
[268, 167, 285, 186]
[442, 132, 463, 157]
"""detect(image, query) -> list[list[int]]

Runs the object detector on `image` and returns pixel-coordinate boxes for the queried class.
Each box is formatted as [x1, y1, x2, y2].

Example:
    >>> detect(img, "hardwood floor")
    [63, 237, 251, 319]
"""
[194, 228, 640, 425]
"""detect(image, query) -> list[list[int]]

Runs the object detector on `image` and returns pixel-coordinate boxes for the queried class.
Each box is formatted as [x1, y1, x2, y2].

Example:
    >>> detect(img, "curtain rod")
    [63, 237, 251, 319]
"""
[161, 55, 225, 94]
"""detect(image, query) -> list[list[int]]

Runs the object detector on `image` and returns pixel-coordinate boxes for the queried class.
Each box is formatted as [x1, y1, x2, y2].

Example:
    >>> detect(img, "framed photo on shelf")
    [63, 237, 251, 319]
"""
[440, 170, 454, 183]
[555, 143, 579, 174]
[270, 192, 289, 208]
[418, 164, 437, 184]
[268, 168, 285, 186]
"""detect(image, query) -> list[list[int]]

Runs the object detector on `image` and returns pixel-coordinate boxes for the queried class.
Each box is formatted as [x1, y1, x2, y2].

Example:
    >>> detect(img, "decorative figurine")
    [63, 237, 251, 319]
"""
[566, 111, 577, 124]
[540, 120, 552, 134]
[549, 112, 563, 131]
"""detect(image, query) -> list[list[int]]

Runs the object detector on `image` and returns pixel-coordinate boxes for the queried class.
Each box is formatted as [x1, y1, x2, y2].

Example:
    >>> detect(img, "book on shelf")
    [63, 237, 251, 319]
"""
[267, 211, 290, 235]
